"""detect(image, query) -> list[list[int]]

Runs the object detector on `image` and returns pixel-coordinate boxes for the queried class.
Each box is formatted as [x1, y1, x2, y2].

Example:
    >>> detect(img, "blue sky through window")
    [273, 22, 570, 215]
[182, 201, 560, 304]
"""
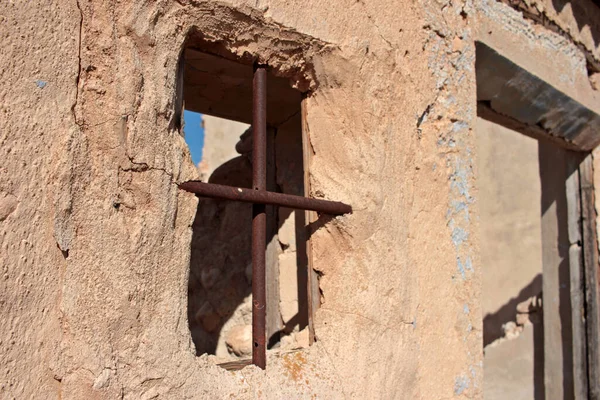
[183, 110, 205, 165]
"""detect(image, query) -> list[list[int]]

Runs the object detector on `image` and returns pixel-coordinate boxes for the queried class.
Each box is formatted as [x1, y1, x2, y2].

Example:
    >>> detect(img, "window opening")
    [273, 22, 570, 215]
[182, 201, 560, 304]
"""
[179, 47, 351, 370]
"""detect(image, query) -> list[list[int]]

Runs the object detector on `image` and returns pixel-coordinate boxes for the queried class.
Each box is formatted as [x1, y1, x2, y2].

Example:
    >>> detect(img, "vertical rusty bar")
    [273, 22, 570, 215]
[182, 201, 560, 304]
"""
[252, 65, 267, 369]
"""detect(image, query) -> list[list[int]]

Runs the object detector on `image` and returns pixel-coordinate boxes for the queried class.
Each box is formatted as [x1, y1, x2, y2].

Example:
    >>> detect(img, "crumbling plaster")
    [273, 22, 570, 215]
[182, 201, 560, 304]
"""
[476, 0, 600, 111]
[498, 0, 600, 71]
[0, 0, 510, 398]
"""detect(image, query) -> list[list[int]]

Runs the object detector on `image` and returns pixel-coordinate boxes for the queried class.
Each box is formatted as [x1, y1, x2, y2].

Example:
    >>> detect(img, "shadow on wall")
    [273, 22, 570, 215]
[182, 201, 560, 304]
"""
[538, 141, 575, 399]
[188, 153, 253, 356]
[483, 274, 543, 346]
[187, 129, 310, 358]
[481, 140, 577, 400]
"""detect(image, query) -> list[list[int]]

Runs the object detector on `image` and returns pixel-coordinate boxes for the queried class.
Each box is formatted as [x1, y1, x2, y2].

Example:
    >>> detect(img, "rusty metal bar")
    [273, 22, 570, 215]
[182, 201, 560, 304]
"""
[179, 181, 352, 215]
[252, 65, 267, 369]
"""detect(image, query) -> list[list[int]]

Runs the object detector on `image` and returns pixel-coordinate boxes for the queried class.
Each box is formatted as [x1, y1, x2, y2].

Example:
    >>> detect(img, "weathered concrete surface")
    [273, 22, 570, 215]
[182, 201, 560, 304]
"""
[0, 0, 481, 398]
[0, 1, 80, 396]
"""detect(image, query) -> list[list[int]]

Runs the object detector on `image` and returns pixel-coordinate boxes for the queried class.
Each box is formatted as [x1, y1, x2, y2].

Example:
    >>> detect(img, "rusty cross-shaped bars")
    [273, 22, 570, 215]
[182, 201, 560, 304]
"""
[179, 65, 351, 369]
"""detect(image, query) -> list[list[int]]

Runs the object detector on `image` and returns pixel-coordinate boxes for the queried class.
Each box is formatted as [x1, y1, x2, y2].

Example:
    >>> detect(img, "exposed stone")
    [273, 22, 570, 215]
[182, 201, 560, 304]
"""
[516, 296, 538, 314]
[502, 321, 523, 340]
[516, 313, 530, 327]
[496, 0, 600, 71]
[591, 73, 600, 91]
[225, 325, 252, 357]
[280, 328, 311, 351]
[294, 328, 310, 349]
[0, 193, 18, 222]
[188, 152, 253, 356]
[92, 369, 112, 390]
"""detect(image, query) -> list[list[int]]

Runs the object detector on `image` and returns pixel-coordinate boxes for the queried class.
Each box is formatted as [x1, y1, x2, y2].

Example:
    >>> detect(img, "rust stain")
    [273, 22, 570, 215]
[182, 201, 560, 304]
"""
[282, 352, 307, 382]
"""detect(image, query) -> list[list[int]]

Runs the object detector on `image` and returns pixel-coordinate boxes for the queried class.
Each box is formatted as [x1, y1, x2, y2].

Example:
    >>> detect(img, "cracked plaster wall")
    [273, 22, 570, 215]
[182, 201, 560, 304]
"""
[0, 0, 490, 398]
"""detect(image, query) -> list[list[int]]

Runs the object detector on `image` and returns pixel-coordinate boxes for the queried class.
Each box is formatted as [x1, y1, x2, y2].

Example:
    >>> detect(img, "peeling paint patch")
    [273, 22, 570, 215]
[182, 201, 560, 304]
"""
[450, 159, 472, 199]
[454, 375, 470, 395]
[452, 120, 468, 132]
[470, 365, 477, 378]
[456, 256, 472, 279]
[447, 150, 475, 282]
[35, 80, 47, 89]
[456, 256, 473, 280]
[457, 256, 467, 279]
[451, 226, 468, 246]
[463, 304, 470, 314]
[464, 256, 473, 272]
[448, 200, 469, 220]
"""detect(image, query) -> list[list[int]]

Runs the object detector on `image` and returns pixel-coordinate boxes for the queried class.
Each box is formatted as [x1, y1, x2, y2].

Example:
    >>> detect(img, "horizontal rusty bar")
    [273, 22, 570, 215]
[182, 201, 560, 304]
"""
[179, 181, 352, 215]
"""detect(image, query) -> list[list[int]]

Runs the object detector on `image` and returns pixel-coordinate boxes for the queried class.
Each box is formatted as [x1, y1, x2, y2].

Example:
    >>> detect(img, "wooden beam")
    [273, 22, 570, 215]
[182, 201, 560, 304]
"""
[183, 49, 301, 127]
[301, 98, 319, 345]
[566, 152, 589, 400]
[476, 43, 600, 151]
[477, 102, 582, 152]
[265, 127, 283, 345]
[539, 142, 574, 398]
[580, 154, 600, 399]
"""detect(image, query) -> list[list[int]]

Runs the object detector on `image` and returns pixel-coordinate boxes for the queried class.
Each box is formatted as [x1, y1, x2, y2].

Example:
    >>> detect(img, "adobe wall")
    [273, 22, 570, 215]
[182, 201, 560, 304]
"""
[0, 1, 480, 398]
[1, 0, 596, 398]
